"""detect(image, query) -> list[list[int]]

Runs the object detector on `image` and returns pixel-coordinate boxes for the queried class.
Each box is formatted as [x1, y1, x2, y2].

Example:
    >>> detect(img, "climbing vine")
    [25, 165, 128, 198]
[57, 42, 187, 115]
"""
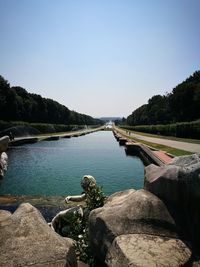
[61, 183, 106, 266]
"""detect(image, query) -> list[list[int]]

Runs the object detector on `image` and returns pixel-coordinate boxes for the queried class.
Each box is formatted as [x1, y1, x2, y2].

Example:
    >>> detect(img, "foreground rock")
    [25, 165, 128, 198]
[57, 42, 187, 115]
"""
[0, 203, 77, 267]
[0, 136, 9, 177]
[106, 234, 191, 267]
[0, 136, 9, 153]
[89, 189, 188, 265]
[144, 153, 200, 249]
[0, 210, 12, 222]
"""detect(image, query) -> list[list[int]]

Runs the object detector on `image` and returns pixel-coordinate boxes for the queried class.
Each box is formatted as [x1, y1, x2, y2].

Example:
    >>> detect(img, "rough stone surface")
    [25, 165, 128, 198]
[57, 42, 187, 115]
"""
[144, 154, 200, 248]
[0, 136, 9, 177]
[0, 152, 8, 177]
[0, 136, 9, 153]
[144, 164, 180, 205]
[0, 210, 12, 222]
[89, 189, 177, 262]
[106, 234, 191, 267]
[193, 260, 200, 267]
[77, 261, 88, 267]
[144, 155, 200, 207]
[170, 153, 200, 166]
[0, 203, 77, 267]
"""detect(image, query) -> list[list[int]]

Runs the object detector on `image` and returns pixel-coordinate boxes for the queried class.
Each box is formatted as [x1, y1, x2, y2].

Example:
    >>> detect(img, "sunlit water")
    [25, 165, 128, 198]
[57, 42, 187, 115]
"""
[1, 131, 144, 196]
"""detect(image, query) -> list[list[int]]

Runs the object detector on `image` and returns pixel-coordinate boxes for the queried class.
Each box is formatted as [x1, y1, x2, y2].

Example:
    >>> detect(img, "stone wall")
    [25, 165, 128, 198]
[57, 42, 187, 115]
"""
[144, 154, 200, 249]
[89, 154, 200, 266]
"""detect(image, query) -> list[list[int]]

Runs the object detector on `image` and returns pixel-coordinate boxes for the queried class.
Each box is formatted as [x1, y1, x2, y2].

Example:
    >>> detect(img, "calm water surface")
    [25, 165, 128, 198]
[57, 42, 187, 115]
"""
[1, 131, 144, 196]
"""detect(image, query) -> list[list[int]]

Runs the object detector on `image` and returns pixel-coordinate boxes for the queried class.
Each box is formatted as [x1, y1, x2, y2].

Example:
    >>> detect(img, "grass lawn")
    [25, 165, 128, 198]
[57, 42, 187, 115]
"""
[115, 128, 193, 157]
[127, 130, 200, 145]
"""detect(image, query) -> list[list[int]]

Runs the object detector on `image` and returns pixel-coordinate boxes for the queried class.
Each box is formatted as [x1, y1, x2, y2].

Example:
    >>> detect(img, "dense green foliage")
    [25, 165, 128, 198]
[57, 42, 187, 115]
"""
[0, 120, 100, 135]
[0, 75, 102, 125]
[121, 120, 200, 139]
[126, 71, 200, 126]
[61, 183, 105, 266]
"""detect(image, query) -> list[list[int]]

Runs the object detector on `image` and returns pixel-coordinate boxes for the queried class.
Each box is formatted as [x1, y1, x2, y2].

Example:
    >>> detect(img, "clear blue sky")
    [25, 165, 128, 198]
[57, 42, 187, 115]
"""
[0, 0, 199, 118]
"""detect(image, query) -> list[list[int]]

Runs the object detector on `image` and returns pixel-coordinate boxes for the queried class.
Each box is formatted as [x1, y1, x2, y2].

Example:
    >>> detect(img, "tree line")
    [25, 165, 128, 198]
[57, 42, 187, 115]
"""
[0, 75, 102, 125]
[126, 71, 200, 126]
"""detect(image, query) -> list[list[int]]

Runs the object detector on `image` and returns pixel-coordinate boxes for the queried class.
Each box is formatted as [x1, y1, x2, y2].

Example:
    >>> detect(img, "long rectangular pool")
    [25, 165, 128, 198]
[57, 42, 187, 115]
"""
[0, 131, 144, 196]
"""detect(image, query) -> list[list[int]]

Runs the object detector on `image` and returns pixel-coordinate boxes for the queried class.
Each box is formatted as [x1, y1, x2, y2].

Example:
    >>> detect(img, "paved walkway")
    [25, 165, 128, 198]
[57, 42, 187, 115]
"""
[117, 128, 200, 153]
[11, 127, 103, 141]
[152, 151, 173, 163]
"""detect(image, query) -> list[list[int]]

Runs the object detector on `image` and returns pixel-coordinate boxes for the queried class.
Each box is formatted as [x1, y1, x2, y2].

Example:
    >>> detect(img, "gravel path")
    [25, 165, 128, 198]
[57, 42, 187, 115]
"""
[129, 132, 200, 153]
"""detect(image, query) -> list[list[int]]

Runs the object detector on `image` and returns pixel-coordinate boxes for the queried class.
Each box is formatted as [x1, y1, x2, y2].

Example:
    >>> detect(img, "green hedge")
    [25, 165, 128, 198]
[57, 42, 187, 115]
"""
[0, 120, 28, 131]
[30, 123, 82, 133]
[121, 120, 200, 139]
[31, 123, 100, 133]
[0, 120, 100, 134]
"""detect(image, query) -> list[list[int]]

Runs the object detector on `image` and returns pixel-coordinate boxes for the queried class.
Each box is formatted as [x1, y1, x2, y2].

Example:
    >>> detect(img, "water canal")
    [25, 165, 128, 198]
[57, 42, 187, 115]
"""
[0, 131, 144, 196]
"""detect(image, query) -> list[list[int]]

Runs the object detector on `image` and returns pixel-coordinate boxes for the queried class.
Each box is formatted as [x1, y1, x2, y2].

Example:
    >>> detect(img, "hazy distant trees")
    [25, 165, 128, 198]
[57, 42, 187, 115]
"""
[126, 71, 200, 125]
[168, 71, 200, 122]
[0, 75, 101, 125]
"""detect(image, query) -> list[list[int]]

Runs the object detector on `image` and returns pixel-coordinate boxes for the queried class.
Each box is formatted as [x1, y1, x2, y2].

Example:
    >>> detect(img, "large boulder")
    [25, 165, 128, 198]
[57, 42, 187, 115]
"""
[0, 210, 12, 222]
[0, 152, 8, 177]
[106, 234, 191, 267]
[0, 136, 9, 178]
[89, 189, 178, 263]
[144, 153, 200, 248]
[0, 203, 77, 267]
[0, 136, 9, 153]
[171, 153, 200, 166]
[144, 154, 200, 207]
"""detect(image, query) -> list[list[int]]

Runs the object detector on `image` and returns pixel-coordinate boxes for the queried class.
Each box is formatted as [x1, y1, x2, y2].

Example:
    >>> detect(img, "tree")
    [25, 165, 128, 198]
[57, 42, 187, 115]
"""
[0, 75, 102, 125]
[126, 71, 200, 126]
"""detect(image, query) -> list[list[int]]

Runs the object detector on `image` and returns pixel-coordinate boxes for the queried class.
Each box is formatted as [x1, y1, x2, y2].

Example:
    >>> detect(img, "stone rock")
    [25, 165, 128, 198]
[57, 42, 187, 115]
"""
[193, 260, 200, 267]
[0, 136, 9, 153]
[144, 164, 180, 205]
[0, 203, 77, 267]
[0, 152, 8, 177]
[0, 210, 12, 222]
[106, 234, 191, 267]
[144, 154, 200, 248]
[0, 136, 9, 177]
[77, 260, 88, 267]
[170, 153, 200, 166]
[144, 154, 200, 207]
[89, 189, 177, 262]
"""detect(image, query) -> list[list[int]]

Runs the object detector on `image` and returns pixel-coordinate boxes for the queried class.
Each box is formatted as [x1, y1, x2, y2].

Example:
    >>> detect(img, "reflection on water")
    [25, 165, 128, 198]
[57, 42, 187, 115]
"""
[1, 131, 144, 196]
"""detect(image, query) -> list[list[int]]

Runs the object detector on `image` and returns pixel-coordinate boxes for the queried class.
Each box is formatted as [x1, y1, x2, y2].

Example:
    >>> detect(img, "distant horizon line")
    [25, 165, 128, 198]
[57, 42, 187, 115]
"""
[95, 116, 123, 119]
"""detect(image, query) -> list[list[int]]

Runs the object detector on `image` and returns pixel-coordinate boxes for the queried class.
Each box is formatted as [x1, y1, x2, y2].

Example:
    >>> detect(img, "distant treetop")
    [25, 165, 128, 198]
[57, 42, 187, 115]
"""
[126, 71, 200, 125]
[0, 75, 102, 125]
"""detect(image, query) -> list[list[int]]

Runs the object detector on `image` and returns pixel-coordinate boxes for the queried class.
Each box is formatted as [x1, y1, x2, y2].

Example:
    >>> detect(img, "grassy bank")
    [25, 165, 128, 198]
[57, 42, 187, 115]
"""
[0, 120, 101, 136]
[121, 120, 200, 140]
[120, 128, 200, 145]
[115, 127, 193, 156]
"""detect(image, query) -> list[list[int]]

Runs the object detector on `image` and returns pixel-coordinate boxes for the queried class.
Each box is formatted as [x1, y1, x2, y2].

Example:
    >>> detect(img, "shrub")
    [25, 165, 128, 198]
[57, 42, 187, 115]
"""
[121, 120, 200, 139]
[0, 120, 98, 134]
[61, 183, 105, 266]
